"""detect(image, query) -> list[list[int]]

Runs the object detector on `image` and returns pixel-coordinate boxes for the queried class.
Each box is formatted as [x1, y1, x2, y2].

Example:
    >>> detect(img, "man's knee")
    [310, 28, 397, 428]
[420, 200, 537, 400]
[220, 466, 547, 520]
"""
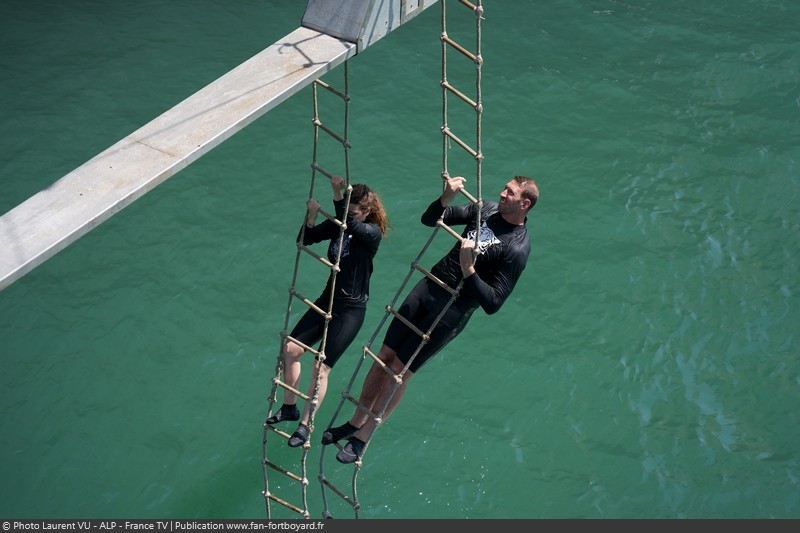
[377, 344, 396, 364]
[388, 357, 407, 375]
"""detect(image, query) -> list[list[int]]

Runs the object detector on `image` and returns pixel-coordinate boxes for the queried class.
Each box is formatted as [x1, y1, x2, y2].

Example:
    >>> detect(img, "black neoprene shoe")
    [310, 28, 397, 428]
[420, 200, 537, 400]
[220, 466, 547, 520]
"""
[336, 437, 365, 464]
[266, 404, 300, 425]
[288, 424, 310, 448]
[321, 422, 358, 445]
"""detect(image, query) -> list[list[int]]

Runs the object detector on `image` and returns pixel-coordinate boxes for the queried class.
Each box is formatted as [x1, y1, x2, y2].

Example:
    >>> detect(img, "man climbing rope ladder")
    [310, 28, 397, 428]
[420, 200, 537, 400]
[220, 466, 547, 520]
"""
[322, 174, 540, 463]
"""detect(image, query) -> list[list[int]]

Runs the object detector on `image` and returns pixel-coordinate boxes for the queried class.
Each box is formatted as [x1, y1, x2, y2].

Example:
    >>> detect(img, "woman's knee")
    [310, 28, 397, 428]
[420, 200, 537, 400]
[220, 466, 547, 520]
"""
[283, 341, 305, 361]
[315, 361, 332, 378]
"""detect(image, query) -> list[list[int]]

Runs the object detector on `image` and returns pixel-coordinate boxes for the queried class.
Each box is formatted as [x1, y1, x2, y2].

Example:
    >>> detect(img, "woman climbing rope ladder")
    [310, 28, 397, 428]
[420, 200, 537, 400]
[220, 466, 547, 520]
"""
[322, 174, 540, 463]
[267, 174, 392, 448]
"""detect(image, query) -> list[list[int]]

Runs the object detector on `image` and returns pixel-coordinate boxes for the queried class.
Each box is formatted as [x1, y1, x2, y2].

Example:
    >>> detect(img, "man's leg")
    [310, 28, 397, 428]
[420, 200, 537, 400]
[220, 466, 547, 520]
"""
[353, 356, 413, 441]
[321, 344, 399, 445]
[348, 344, 398, 427]
[336, 351, 415, 464]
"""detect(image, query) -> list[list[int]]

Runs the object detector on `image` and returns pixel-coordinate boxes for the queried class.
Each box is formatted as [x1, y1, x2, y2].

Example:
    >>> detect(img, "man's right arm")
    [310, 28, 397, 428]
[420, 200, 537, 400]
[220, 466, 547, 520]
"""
[440, 176, 466, 206]
[421, 176, 469, 227]
[421, 198, 445, 227]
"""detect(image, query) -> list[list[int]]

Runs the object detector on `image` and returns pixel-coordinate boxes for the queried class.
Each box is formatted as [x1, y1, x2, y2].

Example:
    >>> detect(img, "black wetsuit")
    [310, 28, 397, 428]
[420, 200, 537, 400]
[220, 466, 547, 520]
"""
[289, 198, 382, 368]
[384, 198, 530, 372]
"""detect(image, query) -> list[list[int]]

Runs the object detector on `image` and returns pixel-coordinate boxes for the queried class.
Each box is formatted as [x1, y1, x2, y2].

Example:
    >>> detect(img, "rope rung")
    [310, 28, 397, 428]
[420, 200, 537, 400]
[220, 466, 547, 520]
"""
[315, 205, 346, 228]
[340, 391, 381, 423]
[289, 287, 333, 319]
[264, 460, 304, 484]
[442, 126, 480, 159]
[442, 81, 478, 110]
[296, 244, 337, 271]
[340, 390, 358, 405]
[436, 218, 475, 240]
[311, 162, 336, 180]
[314, 78, 347, 101]
[441, 34, 477, 64]
[362, 344, 385, 366]
[282, 334, 322, 359]
[385, 304, 430, 341]
[412, 262, 458, 296]
[264, 423, 299, 440]
[457, 186, 479, 204]
[313, 118, 350, 148]
[264, 489, 307, 517]
[319, 477, 356, 509]
[269, 375, 310, 401]
[363, 345, 404, 383]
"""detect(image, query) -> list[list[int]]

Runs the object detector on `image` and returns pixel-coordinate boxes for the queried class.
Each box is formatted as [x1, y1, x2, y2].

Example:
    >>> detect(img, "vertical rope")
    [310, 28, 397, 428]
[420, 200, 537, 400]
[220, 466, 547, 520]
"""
[474, 1, 484, 219]
[441, 0, 450, 184]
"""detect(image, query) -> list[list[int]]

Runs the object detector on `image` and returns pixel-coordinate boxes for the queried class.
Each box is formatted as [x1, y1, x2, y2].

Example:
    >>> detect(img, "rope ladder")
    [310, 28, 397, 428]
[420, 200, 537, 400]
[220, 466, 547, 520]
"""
[262, 62, 354, 519]
[317, 0, 485, 518]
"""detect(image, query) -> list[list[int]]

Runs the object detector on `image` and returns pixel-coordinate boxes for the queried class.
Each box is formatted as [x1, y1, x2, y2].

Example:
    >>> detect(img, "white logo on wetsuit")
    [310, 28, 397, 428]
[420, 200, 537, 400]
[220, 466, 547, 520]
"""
[466, 222, 500, 254]
[331, 234, 351, 258]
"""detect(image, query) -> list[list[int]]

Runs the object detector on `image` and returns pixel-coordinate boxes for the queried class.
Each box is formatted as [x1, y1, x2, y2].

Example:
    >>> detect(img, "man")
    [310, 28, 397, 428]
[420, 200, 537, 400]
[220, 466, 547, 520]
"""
[322, 175, 539, 463]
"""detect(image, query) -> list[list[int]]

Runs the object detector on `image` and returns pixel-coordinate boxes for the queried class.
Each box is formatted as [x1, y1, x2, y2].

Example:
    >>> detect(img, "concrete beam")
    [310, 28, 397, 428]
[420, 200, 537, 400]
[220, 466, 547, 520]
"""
[0, 0, 441, 291]
[0, 27, 356, 290]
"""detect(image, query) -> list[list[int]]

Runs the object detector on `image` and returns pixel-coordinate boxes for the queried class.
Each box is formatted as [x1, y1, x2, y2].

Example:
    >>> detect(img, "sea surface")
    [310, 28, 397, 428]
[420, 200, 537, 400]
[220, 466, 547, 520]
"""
[1, 0, 799, 520]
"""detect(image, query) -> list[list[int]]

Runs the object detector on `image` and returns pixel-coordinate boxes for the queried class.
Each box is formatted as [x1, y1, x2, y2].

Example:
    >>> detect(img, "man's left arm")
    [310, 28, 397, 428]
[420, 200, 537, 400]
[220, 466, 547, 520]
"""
[460, 240, 527, 315]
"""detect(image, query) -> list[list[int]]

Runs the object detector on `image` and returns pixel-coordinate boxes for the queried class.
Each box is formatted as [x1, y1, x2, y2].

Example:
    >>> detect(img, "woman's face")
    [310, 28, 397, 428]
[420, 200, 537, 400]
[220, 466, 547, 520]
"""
[349, 203, 369, 222]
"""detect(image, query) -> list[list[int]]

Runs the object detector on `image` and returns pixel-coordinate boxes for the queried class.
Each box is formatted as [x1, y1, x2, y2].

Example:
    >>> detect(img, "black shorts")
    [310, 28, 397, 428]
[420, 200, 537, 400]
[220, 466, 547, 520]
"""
[383, 278, 472, 373]
[289, 296, 367, 368]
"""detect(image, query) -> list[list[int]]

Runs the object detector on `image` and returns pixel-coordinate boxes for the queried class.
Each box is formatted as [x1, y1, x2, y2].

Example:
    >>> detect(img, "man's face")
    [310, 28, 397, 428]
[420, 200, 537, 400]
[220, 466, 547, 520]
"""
[498, 180, 526, 215]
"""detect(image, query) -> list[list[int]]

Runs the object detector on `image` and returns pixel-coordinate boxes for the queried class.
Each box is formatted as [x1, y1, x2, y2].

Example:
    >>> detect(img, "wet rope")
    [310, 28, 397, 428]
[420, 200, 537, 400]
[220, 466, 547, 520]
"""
[262, 62, 353, 519]
[318, 0, 485, 519]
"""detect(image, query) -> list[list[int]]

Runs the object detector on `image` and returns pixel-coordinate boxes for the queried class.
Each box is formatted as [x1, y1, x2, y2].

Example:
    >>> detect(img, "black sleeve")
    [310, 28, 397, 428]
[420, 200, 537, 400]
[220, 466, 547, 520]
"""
[297, 218, 337, 245]
[296, 197, 351, 245]
[463, 253, 527, 314]
[421, 199, 476, 227]
[421, 199, 445, 226]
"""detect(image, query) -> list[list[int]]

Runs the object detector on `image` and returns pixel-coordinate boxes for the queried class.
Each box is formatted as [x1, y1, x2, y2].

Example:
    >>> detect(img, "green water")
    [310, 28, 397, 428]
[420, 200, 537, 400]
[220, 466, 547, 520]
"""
[1, 0, 799, 520]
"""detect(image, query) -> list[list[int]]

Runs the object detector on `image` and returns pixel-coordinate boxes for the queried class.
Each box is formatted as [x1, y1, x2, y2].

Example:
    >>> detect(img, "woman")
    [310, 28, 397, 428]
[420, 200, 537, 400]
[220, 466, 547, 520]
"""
[266, 175, 391, 448]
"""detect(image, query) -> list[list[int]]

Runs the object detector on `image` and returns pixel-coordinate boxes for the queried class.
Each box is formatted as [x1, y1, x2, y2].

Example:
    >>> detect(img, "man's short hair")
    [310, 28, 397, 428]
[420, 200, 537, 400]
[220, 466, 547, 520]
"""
[514, 175, 539, 210]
